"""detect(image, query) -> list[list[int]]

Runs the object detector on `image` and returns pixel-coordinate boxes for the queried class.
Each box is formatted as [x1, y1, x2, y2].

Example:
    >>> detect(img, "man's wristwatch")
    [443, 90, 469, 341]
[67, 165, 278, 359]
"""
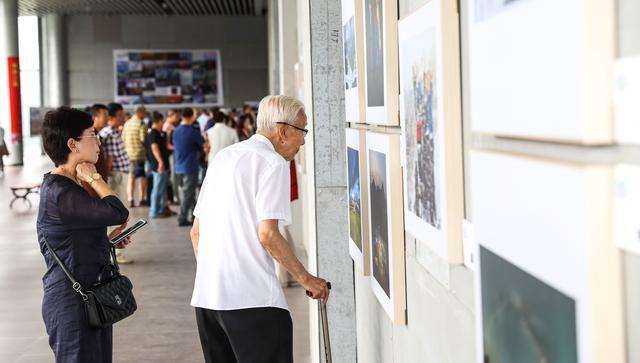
[88, 173, 102, 184]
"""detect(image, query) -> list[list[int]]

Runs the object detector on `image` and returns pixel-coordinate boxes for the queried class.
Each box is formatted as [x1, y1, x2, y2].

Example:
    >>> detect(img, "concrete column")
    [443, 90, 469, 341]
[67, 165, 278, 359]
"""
[0, 0, 22, 165]
[277, 0, 297, 97]
[308, 0, 357, 362]
[40, 13, 68, 107]
[267, 0, 280, 94]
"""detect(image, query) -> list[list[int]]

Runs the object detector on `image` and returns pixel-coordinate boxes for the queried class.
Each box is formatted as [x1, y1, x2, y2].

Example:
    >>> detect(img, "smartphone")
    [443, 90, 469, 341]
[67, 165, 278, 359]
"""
[110, 219, 148, 245]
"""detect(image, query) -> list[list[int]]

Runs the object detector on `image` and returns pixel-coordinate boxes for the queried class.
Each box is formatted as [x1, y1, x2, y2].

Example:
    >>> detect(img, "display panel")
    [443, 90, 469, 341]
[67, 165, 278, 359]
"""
[114, 49, 223, 107]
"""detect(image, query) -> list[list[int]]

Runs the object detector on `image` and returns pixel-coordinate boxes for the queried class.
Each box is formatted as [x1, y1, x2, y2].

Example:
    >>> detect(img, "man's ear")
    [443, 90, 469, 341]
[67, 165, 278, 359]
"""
[277, 125, 287, 143]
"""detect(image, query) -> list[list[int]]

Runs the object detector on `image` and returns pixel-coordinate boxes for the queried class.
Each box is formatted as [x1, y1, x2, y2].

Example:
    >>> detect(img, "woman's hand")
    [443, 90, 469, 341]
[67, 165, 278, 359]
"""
[109, 220, 133, 249]
[108, 220, 128, 240]
[113, 236, 132, 249]
[76, 162, 98, 183]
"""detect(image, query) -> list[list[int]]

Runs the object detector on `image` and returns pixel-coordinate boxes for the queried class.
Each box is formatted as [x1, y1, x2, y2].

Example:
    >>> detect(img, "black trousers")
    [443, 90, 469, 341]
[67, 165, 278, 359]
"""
[195, 307, 293, 363]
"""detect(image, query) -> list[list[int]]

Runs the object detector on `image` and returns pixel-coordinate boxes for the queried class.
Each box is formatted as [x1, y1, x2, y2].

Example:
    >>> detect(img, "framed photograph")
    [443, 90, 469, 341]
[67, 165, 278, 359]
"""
[346, 128, 370, 274]
[366, 131, 405, 324]
[362, 0, 398, 125]
[342, 0, 366, 123]
[114, 49, 223, 107]
[471, 150, 625, 362]
[479, 245, 578, 362]
[398, 0, 463, 263]
[468, 0, 614, 144]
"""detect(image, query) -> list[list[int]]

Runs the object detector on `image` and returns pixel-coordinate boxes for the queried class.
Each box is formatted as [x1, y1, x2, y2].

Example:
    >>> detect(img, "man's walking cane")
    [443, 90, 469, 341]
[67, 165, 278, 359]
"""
[307, 282, 332, 363]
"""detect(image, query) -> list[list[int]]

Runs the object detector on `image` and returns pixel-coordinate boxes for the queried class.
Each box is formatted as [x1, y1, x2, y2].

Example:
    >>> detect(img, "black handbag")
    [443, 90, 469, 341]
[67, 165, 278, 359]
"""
[43, 238, 137, 329]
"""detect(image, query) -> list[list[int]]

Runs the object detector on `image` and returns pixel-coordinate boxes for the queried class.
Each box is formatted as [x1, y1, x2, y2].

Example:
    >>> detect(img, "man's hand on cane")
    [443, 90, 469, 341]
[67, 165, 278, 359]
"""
[302, 273, 331, 304]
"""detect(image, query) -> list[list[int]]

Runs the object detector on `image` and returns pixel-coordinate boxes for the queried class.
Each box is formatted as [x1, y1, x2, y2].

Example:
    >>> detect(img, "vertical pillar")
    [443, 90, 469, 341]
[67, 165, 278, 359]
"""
[309, 0, 357, 362]
[41, 13, 67, 107]
[0, 0, 22, 165]
[277, 0, 297, 97]
[267, 0, 280, 95]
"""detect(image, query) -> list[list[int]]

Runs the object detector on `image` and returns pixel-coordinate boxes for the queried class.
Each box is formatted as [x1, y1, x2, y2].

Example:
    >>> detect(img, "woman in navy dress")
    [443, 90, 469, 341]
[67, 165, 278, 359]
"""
[37, 107, 133, 362]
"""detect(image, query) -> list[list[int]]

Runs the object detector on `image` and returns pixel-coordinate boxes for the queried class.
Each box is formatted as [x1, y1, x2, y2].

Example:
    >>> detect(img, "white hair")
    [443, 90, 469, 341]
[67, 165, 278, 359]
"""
[256, 95, 305, 132]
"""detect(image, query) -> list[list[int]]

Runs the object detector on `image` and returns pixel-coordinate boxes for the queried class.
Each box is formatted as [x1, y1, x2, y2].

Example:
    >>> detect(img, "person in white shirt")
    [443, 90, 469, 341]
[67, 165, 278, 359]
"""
[190, 95, 329, 363]
[196, 109, 211, 133]
[204, 116, 239, 164]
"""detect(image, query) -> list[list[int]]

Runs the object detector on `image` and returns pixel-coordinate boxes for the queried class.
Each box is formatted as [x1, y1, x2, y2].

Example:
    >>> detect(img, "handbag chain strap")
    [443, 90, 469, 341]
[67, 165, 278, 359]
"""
[110, 245, 120, 272]
[43, 237, 89, 301]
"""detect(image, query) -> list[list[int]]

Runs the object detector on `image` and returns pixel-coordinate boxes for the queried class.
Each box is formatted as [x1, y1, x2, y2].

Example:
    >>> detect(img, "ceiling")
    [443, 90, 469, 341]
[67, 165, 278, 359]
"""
[18, 0, 267, 16]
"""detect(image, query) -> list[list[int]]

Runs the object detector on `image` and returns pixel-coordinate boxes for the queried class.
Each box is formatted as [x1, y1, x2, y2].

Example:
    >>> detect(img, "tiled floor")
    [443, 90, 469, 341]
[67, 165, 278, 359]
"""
[0, 142, 310, 362]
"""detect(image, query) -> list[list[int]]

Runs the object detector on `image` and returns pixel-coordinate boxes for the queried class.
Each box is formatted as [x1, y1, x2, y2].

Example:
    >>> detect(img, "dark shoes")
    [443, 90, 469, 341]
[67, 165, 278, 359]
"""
[178, 220, 193, 227]
[128, 200, 135, 208]
[162, 206, 177, 215]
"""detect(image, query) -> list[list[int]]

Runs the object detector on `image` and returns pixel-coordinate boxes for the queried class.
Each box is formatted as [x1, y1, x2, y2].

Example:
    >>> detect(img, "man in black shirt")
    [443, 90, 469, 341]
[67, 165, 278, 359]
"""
[146, 112, 171, 219]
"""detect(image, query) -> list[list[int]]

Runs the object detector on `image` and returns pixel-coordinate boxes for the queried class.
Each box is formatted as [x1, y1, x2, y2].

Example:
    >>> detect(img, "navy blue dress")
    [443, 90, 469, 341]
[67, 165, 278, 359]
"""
[37, 173, 129, 363]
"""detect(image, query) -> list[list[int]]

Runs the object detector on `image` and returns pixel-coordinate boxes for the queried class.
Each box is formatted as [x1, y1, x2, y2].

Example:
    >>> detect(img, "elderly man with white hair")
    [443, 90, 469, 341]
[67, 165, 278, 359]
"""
[189, 95, 330, 363]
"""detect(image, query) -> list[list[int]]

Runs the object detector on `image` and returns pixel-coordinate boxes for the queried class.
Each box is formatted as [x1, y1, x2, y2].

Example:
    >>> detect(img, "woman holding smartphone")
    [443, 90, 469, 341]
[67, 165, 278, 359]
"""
[37, 107, 134, 362]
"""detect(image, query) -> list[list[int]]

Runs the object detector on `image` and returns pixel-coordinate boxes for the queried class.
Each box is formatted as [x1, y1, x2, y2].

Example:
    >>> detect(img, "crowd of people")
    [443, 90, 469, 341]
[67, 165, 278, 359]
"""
[36, 95, 329, 363]
[86, 102, 257, 262]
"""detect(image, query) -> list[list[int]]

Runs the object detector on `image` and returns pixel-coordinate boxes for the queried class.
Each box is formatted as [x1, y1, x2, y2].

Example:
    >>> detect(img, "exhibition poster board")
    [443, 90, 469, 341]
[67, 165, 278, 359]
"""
[398, 0, 463, 263]
[346, 127, 370, 274]
[114, 49, 223, 107]
[362, 0, 399, 125]
[471, 150, 625, 363]
[342, 0, 366, 123]
[366, 131, 406, 324]
[468, 0, 614, 144]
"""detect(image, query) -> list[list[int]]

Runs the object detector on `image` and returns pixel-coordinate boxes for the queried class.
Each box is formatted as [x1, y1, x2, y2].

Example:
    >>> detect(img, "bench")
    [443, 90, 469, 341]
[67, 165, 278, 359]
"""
[9, 183, 41, 209]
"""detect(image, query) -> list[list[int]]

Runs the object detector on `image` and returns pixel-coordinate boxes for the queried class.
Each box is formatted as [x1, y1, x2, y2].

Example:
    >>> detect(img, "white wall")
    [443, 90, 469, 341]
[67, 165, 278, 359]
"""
[65, 15, 268, 108]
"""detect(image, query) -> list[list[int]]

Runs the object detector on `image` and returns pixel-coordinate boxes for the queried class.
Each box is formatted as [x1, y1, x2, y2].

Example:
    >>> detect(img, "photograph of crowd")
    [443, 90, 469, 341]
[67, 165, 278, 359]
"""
[114, 50, 222, 106]
[400, 26, 441, 230]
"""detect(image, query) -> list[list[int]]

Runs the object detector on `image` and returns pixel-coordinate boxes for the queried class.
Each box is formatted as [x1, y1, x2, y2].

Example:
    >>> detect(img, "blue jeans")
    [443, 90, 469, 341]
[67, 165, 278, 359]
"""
[149, 171, 169, 218]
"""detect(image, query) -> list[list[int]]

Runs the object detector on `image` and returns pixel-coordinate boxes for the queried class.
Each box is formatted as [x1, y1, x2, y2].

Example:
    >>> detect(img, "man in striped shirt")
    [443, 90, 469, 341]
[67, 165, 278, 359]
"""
[99, 102, 130, 200]
[122, 106, 149, 207]
[99, 102, 133, 264]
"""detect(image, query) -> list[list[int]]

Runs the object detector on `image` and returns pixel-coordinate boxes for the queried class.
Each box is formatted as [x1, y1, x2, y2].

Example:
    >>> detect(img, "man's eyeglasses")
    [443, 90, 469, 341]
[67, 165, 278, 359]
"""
[276, 122, 308, 137]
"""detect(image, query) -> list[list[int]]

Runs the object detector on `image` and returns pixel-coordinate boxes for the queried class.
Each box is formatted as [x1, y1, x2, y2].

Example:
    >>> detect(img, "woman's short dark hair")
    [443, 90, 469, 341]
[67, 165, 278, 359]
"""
[42, 106, 93, 166]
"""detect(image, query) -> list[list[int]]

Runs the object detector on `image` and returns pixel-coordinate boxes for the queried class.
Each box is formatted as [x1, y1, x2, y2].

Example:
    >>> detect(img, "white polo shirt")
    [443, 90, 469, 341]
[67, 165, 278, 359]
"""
[191, 134, 292, 311]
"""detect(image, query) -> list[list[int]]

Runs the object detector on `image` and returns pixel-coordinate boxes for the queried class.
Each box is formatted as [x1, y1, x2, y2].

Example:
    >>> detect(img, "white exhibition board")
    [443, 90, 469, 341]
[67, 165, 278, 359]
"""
[470, 150, 624, 362]
[113, 48, 224, 108]
[366, 131, 405, 323]
[346, 127, 370, 274]
[399, 0, 448, 260]
[341, 0, 364, 123]
[362, 0, 398, 125]
[468, 0, 614, 144]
